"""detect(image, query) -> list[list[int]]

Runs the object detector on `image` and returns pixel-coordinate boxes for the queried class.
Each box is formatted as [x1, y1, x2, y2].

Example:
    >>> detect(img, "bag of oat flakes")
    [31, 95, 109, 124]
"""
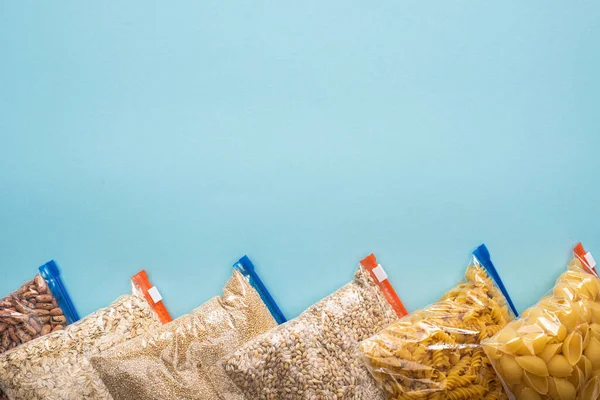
[219, 253, 408, 400]
[90, 255, 286, 400]
[0, 260, 79, 400]
[0, 269, 171, 400]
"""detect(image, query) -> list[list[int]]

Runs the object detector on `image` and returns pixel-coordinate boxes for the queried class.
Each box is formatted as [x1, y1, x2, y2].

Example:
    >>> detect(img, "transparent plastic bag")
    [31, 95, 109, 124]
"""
[0, 260, 79, 400]
[482, 243, 600, 400]
[0, 269, 171, 400]
[90, 255, 286, 400]
[219, 254, 407, 400]
[360, 244, 518, 400]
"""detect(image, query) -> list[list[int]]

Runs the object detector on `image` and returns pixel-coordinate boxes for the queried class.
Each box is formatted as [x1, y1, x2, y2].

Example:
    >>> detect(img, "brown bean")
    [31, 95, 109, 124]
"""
[51, 315, 67, 325]
[1, 331, 9, 348]
[50, 308, 64, 316]
[52, 325, 64, 332]
[36, 294, 54, 303]
[14, 301, 29, 314]
[15, 328, 32, 343]
[41, 324, 52, 335]
[8, 326, 18, 342]
[28, 318, 42, 332]
[0, 323, 7, 333]
[24, 323, 37, 336]
[39, 315, 51, 323]
[32, 309, 50, 316]
[35, 303, 55, 311]
[34, 275, 48, 294]
[0, 300, 13, 308]
[22, 290, 38, 299]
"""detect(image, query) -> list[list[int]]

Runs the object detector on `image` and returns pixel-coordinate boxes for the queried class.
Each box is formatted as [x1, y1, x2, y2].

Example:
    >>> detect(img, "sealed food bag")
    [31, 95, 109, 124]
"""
[360, 244, 518, 400]
[482, 243, 600, 400]
[90, 255, 286, 400]
[220, 254, 408, 400]
[0, 269, 171, 400]
[0, 260, 79, 400]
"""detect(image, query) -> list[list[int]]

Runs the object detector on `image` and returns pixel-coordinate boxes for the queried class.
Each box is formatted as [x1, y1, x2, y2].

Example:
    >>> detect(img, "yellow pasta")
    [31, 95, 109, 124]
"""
[483, 244, 600, 400]
[360, 246, 515, 400]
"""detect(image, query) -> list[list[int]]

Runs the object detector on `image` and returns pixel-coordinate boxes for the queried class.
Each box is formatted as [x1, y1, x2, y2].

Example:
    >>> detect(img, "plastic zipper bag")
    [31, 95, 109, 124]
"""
[482, 243, 600, 400]
[360, 244, 518, 400]
[0, 269, 171, 400]
[0, 260, 79, 400]
[219, 254, 407, 400]
[90, 256, 286, 400]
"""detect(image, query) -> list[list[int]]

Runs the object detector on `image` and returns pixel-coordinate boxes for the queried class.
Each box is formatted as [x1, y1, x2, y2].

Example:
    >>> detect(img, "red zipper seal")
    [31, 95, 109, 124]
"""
[574, 243, 598, 276]
[360, 254, 408, 318]
[131, 270, 172, 325]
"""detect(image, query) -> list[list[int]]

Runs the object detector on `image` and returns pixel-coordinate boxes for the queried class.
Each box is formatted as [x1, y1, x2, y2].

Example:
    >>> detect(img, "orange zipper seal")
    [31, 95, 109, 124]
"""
[131, 270, 172, 324]
[360, 254, 408, 318]
[574, 243, 598, 276]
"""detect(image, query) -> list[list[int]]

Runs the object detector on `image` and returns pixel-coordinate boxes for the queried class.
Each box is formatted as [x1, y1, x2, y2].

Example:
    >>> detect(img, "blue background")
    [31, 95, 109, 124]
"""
[1, 2, 599, 320]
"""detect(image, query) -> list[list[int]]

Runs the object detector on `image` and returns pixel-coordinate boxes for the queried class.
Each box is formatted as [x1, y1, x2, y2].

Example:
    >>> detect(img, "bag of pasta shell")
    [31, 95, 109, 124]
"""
[0, 269, 171, 400]
[482, 243, 600, 400]
[90, 255, 286, 400]
[0, 260, 80, 400]
[219, 254, 408, 400]
[360, 244, 518, 400]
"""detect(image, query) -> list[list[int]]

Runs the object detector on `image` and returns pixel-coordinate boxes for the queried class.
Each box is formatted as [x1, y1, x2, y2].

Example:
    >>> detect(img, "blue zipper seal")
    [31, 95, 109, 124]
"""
[473, 244, 519, 317]
[38, 260, 80, 324]
[234, 256, 287, 325]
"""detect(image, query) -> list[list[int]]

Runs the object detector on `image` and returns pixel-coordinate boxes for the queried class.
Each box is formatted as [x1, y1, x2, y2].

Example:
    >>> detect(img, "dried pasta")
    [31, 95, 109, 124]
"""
[482, 243, 600, 400]
[360, 245, 516, 400]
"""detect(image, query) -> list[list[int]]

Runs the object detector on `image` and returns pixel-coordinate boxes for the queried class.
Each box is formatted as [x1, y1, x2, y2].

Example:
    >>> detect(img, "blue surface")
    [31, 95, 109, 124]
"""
[1, 2, 599, 320]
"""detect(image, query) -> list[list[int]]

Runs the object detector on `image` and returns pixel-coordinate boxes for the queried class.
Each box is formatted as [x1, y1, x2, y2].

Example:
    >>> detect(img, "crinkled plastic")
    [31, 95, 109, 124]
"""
[0, 269, 171, 400]
[219, 254, 407, 400]
[359, 244, 517, 400]
[0, 261, 79, 400]
[90, 256, 284, 400]
[482, 243, 600, 400]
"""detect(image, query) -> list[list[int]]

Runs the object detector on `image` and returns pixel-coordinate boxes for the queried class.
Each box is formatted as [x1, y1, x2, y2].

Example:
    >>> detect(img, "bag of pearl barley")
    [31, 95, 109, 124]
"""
[219, 253, 408, 400]
[0, 269, 171, 400]
[90, 255, 286, 400]
[482, 243, 600, 400]
[360, 244, 518, 400]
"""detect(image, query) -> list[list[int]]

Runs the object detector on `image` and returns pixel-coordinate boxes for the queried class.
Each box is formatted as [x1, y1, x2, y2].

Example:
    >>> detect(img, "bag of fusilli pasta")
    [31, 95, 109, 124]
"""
[360, 244, 518, 400]
[219, 254, 408, 400]
[482, 243, 600, 400]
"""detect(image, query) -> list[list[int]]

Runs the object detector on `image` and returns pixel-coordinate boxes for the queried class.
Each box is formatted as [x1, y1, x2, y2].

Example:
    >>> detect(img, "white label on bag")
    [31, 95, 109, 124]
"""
[372, 264, 388, 283]
[585, 252, 597, 269]
[148, 286, 163, 303]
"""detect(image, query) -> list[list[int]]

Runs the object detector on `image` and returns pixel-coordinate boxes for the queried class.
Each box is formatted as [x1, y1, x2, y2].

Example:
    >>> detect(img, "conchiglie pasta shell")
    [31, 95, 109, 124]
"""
[506, 336, 528, 355]
[500, 354, 524, 385]
[577, 355, 593, 378]
[482, 343, 502, 360]
[523, 371, 549, 394]
[554, 283, 576, 301]
[547, 354, 573, 378]
[558, 307, 580, 331]
[517, 387, 542, 400]
[584, 337, 600, 370]
[522, 332, 550, 355]
[516, 356, 550, 377]
[590, 323, 600, 341]
[583, 279, 599, 300]
[562, 330, 583, 366]
[581, 375, 600, 400]
[589, 302, 600, 324]
[577, 322, 591, 349]
[539, 343, 562, 363]
[567, 366, 585, 390]
[547, 377, 576, 400]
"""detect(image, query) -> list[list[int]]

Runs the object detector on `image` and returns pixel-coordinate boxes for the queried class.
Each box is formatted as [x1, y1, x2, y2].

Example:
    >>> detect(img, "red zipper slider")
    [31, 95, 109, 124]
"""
[360, 254, 408, 318]
[131, 270, 172, 325]
[574, 243, 597, 276]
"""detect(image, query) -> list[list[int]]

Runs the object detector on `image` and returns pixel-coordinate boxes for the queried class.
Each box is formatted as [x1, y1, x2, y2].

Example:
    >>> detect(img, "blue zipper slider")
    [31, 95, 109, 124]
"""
[473, 244, 519, 317]
[38, 260, 80, 324]
[234, 256, 287, 324]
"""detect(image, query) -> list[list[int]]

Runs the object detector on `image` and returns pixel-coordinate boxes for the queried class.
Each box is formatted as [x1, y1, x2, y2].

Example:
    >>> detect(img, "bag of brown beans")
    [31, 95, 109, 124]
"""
[219, 254, 408, 400]
[0, 260, 79, 400]
[90, 255, 286, 400]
